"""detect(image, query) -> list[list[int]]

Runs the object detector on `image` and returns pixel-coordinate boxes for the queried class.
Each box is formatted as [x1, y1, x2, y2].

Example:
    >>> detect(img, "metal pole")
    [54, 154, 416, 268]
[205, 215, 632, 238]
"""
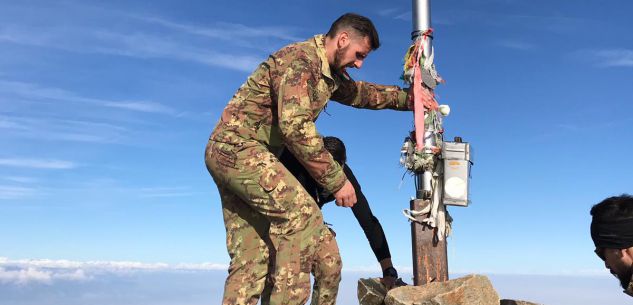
[412, 0, 432, 58]
[410, 0, 448, 286]
[410, 199, 448, 285]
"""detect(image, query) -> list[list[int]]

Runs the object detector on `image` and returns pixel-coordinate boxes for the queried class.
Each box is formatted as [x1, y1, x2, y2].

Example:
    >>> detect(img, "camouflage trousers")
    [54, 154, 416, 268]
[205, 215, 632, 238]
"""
[308, 227, 342, 305]
[206, 140, 341, 305]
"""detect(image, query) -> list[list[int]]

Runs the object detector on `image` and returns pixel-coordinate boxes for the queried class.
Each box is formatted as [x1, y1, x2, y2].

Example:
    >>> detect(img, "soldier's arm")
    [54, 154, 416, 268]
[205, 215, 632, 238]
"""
[331, 78, 411, 111]
[277, 57, 347, 195]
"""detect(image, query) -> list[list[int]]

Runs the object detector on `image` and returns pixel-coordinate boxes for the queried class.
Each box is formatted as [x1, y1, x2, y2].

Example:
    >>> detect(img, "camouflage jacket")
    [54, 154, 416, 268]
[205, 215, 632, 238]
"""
[210, 34, 410, 194]
[626, 274, 633, 297]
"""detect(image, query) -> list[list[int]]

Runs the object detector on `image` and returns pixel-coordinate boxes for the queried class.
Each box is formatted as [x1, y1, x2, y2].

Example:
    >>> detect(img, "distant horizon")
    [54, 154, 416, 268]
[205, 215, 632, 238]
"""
[1, 260, 629, 305]
[0, 256, 615, 278]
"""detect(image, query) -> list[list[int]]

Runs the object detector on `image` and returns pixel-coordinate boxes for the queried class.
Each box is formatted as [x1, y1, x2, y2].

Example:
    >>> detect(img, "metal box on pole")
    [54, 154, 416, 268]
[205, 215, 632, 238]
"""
[442, 141, 472, 207]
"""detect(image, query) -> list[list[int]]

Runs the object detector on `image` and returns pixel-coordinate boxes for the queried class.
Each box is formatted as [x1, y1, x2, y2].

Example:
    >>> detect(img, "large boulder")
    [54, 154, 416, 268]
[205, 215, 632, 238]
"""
[384, 274, 499, 305]
[358, 277, 388, 305]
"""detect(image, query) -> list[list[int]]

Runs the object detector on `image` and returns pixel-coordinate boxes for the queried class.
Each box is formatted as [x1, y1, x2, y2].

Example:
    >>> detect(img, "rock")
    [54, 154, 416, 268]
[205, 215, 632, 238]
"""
[384, 274, 499, 305]
[500, 300, 542, 305]
[358, 277, 388, 305]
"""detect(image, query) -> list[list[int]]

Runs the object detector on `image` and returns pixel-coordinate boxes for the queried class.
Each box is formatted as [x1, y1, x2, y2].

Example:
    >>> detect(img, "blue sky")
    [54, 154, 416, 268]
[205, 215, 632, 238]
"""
[1, 0, 632, 303]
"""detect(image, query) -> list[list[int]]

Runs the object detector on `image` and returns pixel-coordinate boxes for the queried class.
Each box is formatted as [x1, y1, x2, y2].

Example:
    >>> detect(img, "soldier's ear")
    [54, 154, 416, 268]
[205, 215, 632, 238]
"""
[621, 248, 633, 260]
[337, 31, 351, 48]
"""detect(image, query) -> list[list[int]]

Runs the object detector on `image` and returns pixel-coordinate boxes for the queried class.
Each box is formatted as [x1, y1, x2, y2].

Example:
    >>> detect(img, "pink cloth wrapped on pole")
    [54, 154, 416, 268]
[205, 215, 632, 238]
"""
[411, 38, 438, 152]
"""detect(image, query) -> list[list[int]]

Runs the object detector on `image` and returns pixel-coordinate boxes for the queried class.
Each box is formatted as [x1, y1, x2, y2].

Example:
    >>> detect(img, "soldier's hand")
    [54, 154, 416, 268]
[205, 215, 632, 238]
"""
[381, 276, 397, 290]
[381, 265, 399, 290]
[334, 180, 356, 207]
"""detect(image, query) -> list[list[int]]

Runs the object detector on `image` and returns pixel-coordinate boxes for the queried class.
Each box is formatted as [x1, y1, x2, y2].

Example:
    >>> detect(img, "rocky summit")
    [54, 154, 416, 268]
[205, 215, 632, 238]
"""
[358, 274, 542, 305]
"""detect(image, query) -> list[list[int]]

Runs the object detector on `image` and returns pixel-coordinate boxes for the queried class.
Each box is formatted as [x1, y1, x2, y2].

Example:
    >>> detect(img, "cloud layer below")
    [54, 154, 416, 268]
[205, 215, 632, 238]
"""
[0, 257, 227, 285]
[0, 259, 629, 305]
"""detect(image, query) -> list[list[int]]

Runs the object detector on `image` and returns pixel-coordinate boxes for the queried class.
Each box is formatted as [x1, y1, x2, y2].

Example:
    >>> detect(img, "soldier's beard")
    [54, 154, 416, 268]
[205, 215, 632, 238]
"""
[616, 263, 633, 290]
[332, 45, 349, 74]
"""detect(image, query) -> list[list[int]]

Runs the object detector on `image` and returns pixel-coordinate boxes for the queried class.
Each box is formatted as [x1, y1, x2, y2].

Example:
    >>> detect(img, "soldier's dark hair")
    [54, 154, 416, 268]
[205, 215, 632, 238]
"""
[591, 194, 633, 222]
[326, 13, 380, 50]
[323, 136, 346, 165]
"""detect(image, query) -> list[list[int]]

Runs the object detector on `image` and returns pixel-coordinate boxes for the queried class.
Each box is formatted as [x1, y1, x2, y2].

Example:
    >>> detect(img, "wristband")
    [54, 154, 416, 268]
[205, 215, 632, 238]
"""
[382, 266, 398, 278]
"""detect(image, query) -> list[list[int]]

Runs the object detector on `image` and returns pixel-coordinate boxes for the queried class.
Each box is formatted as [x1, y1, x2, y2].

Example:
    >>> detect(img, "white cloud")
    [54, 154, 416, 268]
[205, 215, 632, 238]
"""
[0, 267, 91, 285]
[0, 114, 130, 144]
[0, 185, 37, 199]
[0, 80, 179, 144]
[377, 7, 401, 17]
[393, 10, 454, 26]
[585, 49, 633, 68]
[102, 100, 175, 114]
[130, 14, 302, 43]
[0, 21, 265, 73]
[85, 30, 263, 72]
[54, 269, 89, 281]
[1, 176, 37, 183]
[0, 257, 228, 285]
[0, 257, 227, 272]
[0, 158, 76, 169]
[138, 186, 199, 198]
[495, 40, 536, 51]
[374, 7, 411, 22]
[490, 14, 592, 34]
[0, 80, 176, 115]
[0, 267, 52, 285]
[0, 117, 27, 129]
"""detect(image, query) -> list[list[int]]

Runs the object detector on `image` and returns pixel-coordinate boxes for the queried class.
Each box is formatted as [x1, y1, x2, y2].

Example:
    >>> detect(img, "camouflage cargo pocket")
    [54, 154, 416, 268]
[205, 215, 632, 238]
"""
[211, 142, 238, 169]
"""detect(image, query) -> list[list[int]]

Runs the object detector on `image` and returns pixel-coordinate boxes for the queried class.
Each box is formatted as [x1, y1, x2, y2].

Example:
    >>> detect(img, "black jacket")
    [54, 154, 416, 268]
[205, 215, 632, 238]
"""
[279, 149, 392, 262]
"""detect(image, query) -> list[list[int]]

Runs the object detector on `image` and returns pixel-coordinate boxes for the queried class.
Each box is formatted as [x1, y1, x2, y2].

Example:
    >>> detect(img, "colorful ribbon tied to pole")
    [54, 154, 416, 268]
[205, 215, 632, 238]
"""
[403, 29, 441, 152]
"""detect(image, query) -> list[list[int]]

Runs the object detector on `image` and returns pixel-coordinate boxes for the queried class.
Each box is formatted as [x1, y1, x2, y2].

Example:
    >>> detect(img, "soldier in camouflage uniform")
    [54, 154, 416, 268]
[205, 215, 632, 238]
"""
[205, 13, 411, 305]
[590, 194, 633, 297]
